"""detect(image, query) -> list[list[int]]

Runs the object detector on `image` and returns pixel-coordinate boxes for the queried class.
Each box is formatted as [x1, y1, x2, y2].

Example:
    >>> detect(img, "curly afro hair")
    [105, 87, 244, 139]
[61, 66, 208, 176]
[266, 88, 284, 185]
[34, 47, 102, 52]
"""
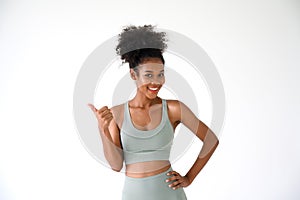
[115, 24, 168, 69]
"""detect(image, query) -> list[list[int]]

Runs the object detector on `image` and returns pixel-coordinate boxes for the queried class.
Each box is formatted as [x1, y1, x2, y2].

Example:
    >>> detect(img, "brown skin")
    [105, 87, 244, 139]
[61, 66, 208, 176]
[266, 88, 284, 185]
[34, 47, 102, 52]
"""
[88, 57, 219, 190]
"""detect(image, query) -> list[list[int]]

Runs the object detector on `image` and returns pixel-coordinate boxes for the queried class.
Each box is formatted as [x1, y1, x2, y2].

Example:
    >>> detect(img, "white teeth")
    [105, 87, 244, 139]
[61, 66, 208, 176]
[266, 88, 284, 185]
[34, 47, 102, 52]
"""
[149, 87, 158, 91]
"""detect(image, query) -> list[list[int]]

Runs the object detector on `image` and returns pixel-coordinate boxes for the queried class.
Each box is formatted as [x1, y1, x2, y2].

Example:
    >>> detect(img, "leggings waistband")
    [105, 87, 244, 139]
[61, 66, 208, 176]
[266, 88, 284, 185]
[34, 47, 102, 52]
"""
[125, 166, 172, 181]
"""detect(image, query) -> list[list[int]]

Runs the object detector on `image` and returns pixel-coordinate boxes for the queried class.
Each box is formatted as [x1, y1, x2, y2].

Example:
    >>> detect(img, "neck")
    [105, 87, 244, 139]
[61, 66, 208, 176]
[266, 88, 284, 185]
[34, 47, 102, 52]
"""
[129, 90, 160, 108]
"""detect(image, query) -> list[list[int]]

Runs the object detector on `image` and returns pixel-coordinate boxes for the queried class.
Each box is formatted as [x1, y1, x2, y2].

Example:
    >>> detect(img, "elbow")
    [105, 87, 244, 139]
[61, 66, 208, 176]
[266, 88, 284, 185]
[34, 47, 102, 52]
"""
[211, 131, 219, 148]
[111, 162, 123, 172]
[112, 167, 122, 172]
[103, 151, 124, 172]
[215, 138, 219, 146]
[107, 156, 123, 172]
[213, 137, 219, 150]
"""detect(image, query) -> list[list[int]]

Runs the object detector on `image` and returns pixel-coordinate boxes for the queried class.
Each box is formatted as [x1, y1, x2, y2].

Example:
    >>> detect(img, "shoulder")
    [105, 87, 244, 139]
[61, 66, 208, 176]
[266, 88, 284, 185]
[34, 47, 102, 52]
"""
[165, 99, 179, 110]
[165, 99, 195, 121]
[165, 99, 187, 111]
[109, 102, 126, 130]
[164, 99, 183, 121]
[110, 103, 125, 116]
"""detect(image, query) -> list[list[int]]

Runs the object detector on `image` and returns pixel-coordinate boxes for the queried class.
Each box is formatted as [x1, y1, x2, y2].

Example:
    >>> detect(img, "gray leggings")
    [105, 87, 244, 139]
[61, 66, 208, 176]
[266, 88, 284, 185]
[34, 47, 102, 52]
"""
[122, 167, 187, 200]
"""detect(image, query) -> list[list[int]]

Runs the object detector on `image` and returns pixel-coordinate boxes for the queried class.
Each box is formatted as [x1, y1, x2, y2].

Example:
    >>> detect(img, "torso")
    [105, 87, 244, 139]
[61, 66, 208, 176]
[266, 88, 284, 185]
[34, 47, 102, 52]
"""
[125, 161, 171, 178]
[111, 98, 181, 178]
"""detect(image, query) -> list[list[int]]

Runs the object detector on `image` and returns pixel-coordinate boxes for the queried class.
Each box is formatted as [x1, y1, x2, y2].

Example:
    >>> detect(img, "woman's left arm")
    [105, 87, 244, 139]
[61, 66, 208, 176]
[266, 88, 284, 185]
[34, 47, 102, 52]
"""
[166, 100, 219, 189]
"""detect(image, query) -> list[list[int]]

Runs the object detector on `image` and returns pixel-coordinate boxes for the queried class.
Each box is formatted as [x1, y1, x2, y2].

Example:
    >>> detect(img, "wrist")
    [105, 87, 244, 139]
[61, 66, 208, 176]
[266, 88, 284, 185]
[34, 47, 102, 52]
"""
[184, 174, 194, 185]
[183, 175, 192, 187]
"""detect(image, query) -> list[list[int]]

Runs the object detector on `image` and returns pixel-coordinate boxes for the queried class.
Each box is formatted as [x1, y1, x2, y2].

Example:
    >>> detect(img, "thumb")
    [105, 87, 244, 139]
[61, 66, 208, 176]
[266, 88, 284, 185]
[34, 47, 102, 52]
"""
[87, 103, 97, 113]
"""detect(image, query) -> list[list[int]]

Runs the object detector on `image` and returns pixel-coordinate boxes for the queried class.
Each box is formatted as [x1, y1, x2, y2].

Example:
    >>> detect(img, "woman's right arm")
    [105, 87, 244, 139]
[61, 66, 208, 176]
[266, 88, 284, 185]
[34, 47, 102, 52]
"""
[88, 104, 124, 172]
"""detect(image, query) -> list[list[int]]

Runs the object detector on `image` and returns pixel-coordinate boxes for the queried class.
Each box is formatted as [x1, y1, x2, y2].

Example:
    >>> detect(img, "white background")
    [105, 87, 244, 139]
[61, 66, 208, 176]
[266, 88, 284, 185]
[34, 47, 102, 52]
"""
[1, 0, 300, 199]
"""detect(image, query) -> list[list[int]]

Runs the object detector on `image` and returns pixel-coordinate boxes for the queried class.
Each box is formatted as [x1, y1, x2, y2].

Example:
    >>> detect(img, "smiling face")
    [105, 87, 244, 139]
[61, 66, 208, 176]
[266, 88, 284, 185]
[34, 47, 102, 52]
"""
[130, 58, 165, 99]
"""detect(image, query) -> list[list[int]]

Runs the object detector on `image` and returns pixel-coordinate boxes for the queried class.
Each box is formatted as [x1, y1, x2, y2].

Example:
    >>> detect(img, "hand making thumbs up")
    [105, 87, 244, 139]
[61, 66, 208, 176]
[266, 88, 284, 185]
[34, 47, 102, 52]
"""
[88, 104, 113, 131]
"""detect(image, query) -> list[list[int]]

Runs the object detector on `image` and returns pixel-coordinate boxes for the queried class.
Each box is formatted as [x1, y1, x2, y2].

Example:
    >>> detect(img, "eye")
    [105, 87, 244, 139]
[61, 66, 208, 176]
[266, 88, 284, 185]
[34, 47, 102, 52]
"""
[159, 73, 164, 77]
[145, 74, 153, 78]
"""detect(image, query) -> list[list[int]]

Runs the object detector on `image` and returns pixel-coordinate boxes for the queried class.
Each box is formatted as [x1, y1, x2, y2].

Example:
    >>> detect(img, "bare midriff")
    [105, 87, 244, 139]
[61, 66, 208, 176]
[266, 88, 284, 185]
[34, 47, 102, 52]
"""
[125, 160, 171, 178]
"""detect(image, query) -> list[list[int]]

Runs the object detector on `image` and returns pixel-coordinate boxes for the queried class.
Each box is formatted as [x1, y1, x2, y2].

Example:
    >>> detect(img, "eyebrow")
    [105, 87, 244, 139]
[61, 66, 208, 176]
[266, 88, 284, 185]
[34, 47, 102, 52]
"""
[144, 70, 164, 73]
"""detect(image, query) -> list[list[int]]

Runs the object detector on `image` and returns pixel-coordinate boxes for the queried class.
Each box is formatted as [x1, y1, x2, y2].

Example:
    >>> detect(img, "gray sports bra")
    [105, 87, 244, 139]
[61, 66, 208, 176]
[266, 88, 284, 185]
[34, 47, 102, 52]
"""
[120, 99, 174, 165]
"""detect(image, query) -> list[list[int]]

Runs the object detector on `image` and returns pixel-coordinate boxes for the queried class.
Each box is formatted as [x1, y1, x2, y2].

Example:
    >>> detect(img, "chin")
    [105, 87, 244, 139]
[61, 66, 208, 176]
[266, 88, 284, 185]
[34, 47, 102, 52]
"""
[147, 95, 158, 100]
[138, 86, 161, 99]
[141, 92, 157, 100]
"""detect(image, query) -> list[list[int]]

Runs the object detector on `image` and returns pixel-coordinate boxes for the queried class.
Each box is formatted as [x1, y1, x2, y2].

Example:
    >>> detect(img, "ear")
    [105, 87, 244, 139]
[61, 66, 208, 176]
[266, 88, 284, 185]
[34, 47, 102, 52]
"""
[130, 68, 137, 80]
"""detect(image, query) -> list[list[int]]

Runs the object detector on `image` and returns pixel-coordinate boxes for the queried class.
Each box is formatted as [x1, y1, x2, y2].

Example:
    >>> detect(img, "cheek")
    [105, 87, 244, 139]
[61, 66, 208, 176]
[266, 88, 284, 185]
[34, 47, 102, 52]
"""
[137, 77, 151, 85]
[135, 79, 148, 90]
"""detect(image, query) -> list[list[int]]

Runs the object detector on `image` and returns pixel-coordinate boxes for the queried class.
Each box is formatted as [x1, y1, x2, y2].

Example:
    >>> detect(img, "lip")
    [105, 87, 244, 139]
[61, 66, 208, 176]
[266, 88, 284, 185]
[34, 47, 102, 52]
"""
[147, 86, 160, 93]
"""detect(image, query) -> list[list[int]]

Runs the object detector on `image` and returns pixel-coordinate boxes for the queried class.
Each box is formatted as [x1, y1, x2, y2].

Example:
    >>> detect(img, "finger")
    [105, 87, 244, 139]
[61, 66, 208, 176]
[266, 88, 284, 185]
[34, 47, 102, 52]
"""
[165, 175, 177, 182]
[168, 177, 185, 190]
[165, 174, 181, 183]
[99, 108, 111, 116]
[98, 106, 109, 113]
[101, 111, 113, 119]
[104, 116, 113, 124]
[168, 179, 184, 188]
[87, 103, 97, 112]
[103, 116, 114, 127]
[166, 171, 179, 176]
[106, 115, 114, 123]
[171, 183, 183, 190]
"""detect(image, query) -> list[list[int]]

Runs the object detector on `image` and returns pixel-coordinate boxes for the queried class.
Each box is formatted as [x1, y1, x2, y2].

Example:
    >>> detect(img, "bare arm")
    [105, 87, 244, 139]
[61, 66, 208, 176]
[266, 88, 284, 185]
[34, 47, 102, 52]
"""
[166, 100, 219, 188]
[177, 101, 219, 183]
[88, 104, 124, 172]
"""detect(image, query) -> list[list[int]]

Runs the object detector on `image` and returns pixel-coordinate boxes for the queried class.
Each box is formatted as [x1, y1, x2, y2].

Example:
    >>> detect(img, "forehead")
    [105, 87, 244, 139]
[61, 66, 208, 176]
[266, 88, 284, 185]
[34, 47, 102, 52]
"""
[137, 63, 164, 72]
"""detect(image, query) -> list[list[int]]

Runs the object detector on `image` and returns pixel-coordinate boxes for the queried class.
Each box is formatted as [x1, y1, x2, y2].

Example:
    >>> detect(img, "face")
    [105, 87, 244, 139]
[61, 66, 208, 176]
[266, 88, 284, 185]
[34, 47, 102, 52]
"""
[130, 58, 165, 99]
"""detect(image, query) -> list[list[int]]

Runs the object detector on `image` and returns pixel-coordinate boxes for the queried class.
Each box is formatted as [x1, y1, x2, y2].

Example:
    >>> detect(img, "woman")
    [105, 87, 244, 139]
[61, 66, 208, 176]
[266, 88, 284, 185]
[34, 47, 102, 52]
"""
[88, 25, 219, 200]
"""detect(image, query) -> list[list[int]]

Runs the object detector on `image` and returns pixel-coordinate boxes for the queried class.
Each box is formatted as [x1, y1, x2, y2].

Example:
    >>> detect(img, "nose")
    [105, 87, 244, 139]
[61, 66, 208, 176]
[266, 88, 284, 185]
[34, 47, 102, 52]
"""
[150, 76, 164, 85]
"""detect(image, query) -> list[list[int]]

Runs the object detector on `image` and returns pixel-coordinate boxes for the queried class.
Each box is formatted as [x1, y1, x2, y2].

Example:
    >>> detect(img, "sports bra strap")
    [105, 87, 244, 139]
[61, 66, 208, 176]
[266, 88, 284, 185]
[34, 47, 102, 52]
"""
[122, 99, 168, 138]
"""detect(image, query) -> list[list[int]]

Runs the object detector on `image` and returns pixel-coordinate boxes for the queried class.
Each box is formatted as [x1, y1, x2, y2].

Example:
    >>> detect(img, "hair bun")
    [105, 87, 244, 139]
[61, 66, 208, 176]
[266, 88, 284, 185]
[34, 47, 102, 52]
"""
[116, 24, 168, 56]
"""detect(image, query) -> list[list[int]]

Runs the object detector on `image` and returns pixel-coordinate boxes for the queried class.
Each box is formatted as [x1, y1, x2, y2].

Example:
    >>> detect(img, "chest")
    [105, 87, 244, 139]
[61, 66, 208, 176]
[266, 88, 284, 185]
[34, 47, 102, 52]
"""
[129, 106, 163, 131]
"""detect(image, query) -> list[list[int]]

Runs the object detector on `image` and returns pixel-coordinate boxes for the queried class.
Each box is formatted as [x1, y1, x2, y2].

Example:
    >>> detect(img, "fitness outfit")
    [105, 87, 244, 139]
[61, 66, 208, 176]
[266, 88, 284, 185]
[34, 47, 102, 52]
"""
[120, 99, 187, 200]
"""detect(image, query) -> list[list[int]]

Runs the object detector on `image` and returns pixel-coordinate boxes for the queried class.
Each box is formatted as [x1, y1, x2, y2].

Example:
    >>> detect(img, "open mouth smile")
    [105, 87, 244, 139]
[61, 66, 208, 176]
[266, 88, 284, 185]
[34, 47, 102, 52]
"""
[147, 86, 160, 93]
